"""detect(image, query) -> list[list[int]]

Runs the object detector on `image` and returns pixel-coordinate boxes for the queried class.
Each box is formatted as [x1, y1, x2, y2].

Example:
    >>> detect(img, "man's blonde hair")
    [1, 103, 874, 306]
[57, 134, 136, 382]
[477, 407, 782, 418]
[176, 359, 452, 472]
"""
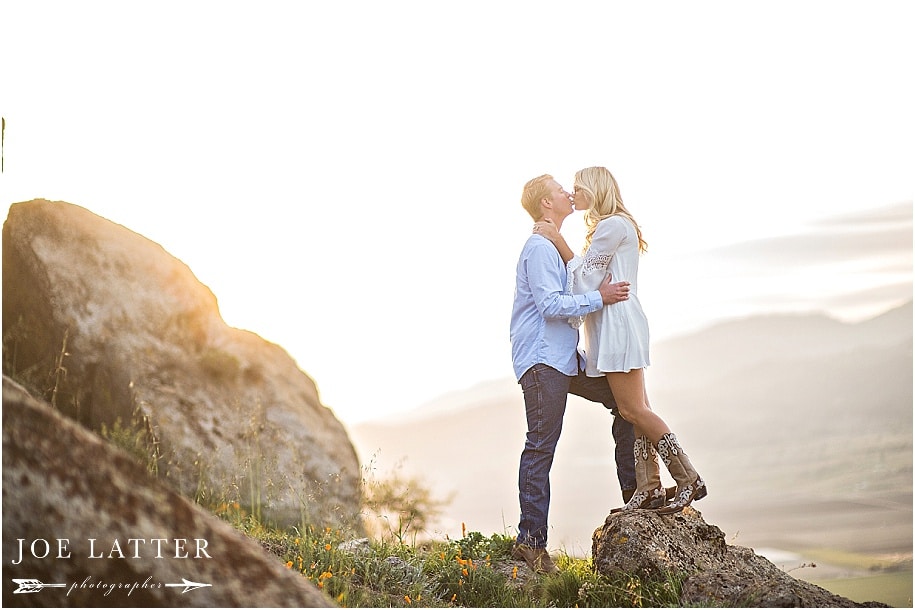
[520, 174, 553, 221]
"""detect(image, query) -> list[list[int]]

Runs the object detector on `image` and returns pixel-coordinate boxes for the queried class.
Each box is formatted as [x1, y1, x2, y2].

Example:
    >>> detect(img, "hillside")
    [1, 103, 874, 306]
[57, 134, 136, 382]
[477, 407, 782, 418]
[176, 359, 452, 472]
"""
[349, 302, 913, 561]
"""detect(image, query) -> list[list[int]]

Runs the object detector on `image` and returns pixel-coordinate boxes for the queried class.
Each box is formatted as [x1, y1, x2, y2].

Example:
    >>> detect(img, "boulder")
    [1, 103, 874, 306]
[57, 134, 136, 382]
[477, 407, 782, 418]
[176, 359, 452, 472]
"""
[592, 507, 888, 607]
[2, 199, 361, 529]
[2, 376, 334, 607]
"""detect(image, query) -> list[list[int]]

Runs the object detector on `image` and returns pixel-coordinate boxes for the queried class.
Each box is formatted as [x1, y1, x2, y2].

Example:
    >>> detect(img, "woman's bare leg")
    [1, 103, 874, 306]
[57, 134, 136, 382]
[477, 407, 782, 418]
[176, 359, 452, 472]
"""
[606, 369, 707, 513]
[605, 369, 670, 444]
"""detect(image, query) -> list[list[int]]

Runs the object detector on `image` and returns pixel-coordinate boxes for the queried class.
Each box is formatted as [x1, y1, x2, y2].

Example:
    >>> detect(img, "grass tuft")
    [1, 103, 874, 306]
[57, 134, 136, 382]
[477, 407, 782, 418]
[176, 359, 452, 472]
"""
[214, 508, 685, 608]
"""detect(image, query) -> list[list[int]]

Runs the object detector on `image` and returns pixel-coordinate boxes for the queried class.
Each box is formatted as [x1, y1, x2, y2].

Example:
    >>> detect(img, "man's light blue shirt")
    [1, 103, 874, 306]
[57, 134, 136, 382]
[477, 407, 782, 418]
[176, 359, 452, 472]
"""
[510, 235, 604, 380]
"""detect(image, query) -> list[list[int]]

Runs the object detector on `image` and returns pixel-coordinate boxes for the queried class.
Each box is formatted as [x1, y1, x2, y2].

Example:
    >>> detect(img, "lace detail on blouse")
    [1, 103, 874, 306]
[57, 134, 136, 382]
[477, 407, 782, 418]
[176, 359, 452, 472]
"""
[565, 258, 579, 294]
[566, 256, 585, 329]
[583, 252, 612, 275]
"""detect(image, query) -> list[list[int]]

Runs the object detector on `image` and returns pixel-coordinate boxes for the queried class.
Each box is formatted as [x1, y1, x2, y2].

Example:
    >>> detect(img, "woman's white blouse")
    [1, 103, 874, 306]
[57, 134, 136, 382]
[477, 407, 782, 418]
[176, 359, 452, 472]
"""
[567, 215, 651, 374]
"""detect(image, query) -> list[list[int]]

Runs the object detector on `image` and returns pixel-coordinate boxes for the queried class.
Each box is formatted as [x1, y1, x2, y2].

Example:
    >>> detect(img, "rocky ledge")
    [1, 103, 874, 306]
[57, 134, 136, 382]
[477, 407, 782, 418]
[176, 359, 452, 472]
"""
[593, 507, 888, 607]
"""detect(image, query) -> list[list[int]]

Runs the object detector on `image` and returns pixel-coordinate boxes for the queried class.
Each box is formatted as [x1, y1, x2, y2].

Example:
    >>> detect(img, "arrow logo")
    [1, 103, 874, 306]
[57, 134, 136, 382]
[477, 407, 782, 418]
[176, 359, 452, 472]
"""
[13, 577, 212, 595]
[12, 579, 67, 594]
[165, 578, 212, 594]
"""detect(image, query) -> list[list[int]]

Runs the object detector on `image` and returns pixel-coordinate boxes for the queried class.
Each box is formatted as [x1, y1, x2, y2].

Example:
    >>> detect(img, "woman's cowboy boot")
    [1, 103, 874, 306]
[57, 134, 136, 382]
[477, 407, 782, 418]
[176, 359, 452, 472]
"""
[655, 432, 707, 515]
[612, 436, 666, 512]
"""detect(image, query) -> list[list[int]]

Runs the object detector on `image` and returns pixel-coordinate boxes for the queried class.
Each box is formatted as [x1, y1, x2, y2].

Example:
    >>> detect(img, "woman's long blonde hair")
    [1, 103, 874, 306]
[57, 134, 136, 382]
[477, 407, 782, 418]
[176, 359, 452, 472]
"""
[575, 166, 647, 254]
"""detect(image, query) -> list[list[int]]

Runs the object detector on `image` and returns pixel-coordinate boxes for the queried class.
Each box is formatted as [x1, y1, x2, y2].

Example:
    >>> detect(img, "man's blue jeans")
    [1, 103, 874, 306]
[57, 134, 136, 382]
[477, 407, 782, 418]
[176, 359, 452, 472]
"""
[517, 364, 636, 548]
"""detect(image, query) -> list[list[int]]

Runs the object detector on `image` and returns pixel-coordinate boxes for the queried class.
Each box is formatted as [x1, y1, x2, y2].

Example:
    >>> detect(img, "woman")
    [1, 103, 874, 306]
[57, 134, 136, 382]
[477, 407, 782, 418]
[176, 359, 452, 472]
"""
[535, 166, 706, 514]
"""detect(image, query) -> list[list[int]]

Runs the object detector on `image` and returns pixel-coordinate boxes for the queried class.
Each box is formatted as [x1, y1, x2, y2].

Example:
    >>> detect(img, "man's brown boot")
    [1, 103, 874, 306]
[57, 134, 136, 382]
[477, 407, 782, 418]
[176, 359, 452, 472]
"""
[511, 544, 559, 574]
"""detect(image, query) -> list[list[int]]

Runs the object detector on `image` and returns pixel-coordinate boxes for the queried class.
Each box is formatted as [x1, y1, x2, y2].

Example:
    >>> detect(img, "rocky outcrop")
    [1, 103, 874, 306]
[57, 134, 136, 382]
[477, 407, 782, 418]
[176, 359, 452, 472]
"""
[2, 376, 334, 607]
[2, 199, 360, 529]
[592, 507, 888, 607]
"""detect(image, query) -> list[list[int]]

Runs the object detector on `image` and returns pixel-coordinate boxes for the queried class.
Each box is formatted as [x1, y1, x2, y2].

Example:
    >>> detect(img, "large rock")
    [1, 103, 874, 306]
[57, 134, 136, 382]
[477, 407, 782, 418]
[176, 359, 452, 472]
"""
[2, 376, 333, 607]
[2, 199, 361, 529]
[592, 507, 888, 607]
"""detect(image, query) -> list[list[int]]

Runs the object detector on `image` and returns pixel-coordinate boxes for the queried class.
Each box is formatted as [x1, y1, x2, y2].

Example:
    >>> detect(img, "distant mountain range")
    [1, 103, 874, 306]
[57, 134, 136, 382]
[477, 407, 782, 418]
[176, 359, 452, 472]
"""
[349, 302, 912, 558]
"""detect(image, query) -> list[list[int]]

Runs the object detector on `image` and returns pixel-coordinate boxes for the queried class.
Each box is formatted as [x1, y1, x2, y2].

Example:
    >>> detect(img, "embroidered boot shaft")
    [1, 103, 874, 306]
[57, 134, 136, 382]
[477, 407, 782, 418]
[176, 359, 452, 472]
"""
[612, 436, 666, 512]
[655, 432, 707, 515]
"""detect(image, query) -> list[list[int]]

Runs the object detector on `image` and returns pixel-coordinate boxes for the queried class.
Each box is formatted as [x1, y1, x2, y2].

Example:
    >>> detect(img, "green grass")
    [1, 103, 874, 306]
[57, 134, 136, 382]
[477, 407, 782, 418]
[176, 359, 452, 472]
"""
[809, 572, 912, 608]
[217, 508, 684, 608]
[796, 548, 912, 607]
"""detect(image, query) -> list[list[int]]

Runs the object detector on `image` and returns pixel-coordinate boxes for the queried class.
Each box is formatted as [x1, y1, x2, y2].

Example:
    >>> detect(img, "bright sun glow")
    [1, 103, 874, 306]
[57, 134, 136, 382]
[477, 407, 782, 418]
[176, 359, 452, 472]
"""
[2, 1, 912, 424]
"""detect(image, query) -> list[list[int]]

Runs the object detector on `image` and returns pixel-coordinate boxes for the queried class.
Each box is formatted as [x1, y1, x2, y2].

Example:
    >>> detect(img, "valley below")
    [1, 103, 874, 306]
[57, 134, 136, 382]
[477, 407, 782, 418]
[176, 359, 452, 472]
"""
[350, 303, 913, 606]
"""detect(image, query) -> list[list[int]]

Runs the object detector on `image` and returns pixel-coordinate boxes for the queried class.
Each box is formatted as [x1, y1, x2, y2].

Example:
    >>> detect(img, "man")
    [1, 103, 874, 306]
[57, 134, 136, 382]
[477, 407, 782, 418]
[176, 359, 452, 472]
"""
[509, 174, 636, 575]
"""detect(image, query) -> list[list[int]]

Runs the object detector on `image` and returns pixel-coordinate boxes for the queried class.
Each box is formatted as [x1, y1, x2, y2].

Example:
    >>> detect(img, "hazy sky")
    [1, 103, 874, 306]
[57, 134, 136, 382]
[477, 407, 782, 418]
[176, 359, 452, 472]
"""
[3, 1, 912, 424]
